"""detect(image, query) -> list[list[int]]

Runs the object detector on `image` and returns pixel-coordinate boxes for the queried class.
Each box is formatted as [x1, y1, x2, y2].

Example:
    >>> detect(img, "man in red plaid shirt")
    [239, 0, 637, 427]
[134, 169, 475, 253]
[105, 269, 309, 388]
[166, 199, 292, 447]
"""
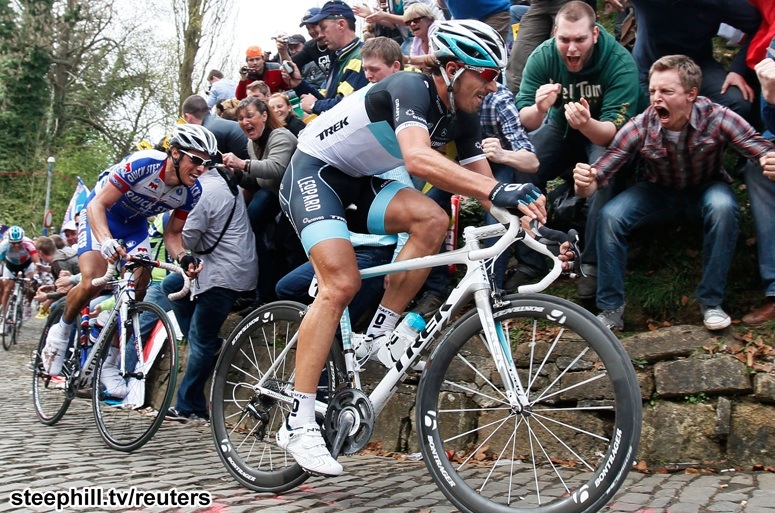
[573, 54, 775, 332]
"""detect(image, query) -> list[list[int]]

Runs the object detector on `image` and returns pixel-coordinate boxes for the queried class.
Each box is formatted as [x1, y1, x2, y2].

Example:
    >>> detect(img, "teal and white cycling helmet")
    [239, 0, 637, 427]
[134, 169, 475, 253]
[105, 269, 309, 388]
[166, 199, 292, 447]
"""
[429, 20, 506, 114]
[169, 124, 218, 158]
[7, 225, 24, 243]
[429, 19, 507, 70]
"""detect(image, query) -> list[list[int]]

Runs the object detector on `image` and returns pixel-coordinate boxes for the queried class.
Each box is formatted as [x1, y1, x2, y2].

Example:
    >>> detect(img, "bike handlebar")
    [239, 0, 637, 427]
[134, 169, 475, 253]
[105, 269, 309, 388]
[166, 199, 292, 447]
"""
[466, 208, 577, 294]
[91, 256, 191, 301]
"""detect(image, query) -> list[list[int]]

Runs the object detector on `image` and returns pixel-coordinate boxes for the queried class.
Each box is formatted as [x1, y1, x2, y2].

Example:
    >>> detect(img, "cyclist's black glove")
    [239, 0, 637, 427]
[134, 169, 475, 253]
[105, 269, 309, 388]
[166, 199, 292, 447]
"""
[489, 182, 542, 214]
[179, 254, 202, 271]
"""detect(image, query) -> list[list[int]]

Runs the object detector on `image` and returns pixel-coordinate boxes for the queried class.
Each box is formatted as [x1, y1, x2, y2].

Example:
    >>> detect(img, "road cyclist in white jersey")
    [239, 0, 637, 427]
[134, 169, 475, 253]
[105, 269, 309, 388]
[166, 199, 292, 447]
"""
[277, 19, 547, 477]
[0, 226, 41, 332]
[40, 125, 217, 389]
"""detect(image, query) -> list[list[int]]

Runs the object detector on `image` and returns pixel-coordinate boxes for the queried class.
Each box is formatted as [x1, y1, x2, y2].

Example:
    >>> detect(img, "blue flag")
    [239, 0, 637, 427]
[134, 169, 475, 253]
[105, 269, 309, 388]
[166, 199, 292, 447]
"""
[61, 177, 90, 231]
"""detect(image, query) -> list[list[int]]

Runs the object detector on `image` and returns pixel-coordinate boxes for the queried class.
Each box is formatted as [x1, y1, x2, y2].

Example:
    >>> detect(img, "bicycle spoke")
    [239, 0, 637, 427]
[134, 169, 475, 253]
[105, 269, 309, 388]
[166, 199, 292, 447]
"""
[418, 296, 641, 513]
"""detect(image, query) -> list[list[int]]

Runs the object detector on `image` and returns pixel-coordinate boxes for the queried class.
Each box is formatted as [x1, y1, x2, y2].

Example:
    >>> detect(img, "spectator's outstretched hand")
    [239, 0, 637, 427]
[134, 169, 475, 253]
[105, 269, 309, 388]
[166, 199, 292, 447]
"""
[721, 71, 754, 102]
[482, 138, 506, 163]
[564, 97, 591, 130]
[760, 152, 775, 182]
[352, 4, 372, 18]
[535, 83, 562, 115]
[221, 152, 245, 172]
[756, 58, 775, 105]
[573, 162, 598, 197]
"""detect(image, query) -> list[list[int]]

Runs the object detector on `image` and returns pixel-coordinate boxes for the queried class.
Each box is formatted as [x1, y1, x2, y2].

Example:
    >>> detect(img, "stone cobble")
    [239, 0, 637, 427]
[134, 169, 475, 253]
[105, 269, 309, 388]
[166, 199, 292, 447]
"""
[1, 317, 774, 512]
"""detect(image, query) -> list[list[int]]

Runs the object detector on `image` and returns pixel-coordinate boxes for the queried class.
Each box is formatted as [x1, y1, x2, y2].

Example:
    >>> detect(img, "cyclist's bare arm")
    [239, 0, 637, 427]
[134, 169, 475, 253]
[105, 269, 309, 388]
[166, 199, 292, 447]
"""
[86, 183, 126, 258]
[397, 125, 547, 222]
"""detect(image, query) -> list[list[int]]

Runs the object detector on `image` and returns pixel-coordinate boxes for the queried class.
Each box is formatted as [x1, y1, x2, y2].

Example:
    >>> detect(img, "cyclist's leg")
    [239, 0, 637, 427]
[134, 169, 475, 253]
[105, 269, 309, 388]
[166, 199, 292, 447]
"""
[278, 153, 360, 475]
[374, 186, 448, 313]
[0, 265, 14, 315]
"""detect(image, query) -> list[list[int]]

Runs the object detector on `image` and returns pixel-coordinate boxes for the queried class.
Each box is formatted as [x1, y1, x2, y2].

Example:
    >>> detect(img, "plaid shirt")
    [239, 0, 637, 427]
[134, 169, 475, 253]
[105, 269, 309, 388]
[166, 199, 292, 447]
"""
[593, 97, 775, 189]
[479, 82, 534, 153]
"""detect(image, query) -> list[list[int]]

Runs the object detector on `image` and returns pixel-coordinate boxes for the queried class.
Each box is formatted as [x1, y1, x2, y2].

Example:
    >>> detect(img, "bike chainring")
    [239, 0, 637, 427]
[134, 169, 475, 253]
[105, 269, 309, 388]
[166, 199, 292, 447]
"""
[323, 388, 375, 455]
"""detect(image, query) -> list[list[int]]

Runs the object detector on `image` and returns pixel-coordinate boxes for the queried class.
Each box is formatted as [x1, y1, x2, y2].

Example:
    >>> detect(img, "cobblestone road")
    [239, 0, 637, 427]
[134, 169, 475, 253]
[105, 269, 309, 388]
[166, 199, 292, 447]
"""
[2, 316, 775, 513]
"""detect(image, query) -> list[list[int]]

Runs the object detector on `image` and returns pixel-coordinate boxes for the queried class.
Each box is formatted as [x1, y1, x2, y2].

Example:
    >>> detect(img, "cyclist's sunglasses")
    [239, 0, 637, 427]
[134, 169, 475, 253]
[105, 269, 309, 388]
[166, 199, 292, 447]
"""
[179, 149, 212, 168]
[464, 65, 501, 83]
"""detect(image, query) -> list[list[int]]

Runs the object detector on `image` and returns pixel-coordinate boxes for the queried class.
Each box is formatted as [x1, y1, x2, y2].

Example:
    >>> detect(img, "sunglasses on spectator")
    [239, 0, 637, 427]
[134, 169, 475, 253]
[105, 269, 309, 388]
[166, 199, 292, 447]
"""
[179, 149, 212, 167]
[464, 65, 501, 82]
[406, 16, 428, 25]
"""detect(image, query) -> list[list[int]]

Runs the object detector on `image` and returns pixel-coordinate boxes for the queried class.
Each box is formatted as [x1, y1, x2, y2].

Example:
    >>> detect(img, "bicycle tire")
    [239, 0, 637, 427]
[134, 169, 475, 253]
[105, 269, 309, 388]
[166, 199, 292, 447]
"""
[210, 301, 346, 493]
[92, 301, 178, 452]
[32, 301, 72, 425]
[417, 294, 641, 513]
[2, 310, 12, 351]
[13, 293, 24, 344]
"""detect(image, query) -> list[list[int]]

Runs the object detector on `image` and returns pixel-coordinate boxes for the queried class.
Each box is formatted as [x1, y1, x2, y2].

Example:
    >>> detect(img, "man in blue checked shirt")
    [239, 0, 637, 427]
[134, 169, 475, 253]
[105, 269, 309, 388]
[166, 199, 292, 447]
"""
[479, 81, 539, 290]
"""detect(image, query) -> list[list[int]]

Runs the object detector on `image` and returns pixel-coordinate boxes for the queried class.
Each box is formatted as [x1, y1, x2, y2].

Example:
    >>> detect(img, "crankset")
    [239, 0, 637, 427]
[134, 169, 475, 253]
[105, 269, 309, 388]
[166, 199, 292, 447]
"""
[324, 388, 374, 457]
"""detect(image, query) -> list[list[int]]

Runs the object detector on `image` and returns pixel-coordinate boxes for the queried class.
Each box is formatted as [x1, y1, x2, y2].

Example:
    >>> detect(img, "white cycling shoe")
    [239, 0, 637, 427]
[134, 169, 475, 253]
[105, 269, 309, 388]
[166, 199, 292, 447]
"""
[276, 422, 343, 476]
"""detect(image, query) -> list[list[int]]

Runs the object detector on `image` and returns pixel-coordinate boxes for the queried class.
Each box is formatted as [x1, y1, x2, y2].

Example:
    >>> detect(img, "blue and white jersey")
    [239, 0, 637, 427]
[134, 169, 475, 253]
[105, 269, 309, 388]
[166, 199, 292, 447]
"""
[88, 149, 202, 222]
[297, 72, 486, 178]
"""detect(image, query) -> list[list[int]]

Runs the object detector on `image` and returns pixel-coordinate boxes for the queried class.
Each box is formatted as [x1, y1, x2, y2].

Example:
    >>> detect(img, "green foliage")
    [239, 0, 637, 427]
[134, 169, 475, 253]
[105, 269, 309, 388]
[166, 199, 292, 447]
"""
[0, 1, 54, 171]
[683, 392, 709, 404]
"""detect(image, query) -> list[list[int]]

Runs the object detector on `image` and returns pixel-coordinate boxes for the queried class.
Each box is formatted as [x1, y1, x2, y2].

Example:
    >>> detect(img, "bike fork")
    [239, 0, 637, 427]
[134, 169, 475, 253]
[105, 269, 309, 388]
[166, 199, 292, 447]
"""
[473, 290, 529, 413]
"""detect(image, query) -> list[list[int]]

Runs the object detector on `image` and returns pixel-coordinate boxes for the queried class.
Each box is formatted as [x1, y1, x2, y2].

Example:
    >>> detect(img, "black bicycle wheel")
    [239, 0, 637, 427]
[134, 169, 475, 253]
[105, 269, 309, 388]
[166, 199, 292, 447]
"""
[32, 301, 72, 425]
[92, 301, 178, 452]
[417, 294, 641, 513]
[210, 301, 346, 493]
[2, 293, 16, 350]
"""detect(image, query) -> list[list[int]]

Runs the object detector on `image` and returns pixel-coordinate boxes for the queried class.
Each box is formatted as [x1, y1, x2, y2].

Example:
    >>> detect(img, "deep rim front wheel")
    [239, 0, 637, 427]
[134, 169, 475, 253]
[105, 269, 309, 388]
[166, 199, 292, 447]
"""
[417, 294, 641, 513]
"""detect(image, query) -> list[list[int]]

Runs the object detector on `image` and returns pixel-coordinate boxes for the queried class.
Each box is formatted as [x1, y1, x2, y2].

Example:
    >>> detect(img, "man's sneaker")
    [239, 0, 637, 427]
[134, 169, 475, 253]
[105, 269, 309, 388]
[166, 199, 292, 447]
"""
[99, 346, 129, 399]
[597, 304, 625, 332]
[41, 322, 71, 375]
[165, 407, 209, 426]
[701, 305, 731, 331]
[503, 267, 540, 293]
[413, 291, 443, 319]
[276, 422, 343, 476]
[576, 264, 598, 300]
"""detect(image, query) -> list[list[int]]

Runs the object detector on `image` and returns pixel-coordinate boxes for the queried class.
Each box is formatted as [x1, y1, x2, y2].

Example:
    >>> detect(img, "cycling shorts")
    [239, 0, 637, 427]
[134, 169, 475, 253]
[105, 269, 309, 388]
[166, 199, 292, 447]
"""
[77, 210, 151, 258]
[279, 151, 410, 253]
[2, 261, 33, 278]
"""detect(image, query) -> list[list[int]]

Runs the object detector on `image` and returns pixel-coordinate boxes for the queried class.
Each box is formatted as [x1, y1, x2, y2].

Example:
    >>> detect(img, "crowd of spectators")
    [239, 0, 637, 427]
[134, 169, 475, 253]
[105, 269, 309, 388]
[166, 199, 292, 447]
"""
[7, 0, 775, 430]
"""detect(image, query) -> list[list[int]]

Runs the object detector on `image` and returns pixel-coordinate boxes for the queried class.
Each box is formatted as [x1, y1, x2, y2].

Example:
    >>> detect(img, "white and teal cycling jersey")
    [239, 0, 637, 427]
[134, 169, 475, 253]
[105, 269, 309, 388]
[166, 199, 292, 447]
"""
[297, 71, 487, 177]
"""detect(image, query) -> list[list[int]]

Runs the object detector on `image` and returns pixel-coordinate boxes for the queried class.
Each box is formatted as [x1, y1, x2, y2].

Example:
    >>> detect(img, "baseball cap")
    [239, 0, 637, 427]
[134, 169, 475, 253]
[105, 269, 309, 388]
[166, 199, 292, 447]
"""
[300, 7, 321, 26]
[304, 1, 356, 24]
[288, 34, 306, 46]
[245, 45, 263, 58]
[62, 220, 77, 232]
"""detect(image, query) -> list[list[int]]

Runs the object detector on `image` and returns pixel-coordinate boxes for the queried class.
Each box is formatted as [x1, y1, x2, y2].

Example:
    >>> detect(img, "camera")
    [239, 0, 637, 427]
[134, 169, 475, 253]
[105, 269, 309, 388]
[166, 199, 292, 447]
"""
[241, 66, 261, 80]
[282, 61, 294, 75]
[272, 36, 290, 45]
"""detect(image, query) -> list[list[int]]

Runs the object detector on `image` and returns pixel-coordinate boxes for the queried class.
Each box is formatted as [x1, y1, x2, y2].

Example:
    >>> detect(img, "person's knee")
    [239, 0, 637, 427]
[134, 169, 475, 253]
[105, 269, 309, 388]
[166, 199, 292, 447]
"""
[413, 206, 449, 247]
[316, 270, 361, 308]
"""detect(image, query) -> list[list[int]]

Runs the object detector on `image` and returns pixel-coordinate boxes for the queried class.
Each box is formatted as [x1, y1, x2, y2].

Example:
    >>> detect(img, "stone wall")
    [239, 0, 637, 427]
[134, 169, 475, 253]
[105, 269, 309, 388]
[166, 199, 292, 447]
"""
[365, 325, 775, 467]
[206, 316, 775, 467]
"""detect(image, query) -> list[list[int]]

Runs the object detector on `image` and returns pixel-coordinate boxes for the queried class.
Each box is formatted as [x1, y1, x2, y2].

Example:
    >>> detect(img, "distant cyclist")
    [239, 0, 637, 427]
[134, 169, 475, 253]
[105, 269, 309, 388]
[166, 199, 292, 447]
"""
[277, 20, 546, 476]
[40, 125, 217, 385]
[0, 226, 40, 331]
